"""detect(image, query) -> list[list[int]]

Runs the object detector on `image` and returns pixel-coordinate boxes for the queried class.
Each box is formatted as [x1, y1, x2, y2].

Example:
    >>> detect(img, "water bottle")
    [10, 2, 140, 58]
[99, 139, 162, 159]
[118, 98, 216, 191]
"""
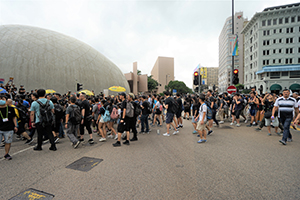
[157, 129, 160, 135]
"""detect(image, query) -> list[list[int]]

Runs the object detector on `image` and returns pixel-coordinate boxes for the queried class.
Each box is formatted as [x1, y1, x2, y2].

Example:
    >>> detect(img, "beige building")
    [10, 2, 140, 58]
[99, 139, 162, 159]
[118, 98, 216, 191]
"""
[124, 62, 148, 95]
[207, 67, 219, 88]
[151, 57, 174, 94]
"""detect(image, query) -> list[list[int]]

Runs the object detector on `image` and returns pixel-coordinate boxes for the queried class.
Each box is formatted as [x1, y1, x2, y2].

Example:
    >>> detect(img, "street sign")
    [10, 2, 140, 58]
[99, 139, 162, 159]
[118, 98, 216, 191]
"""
[227, 85, 237, 94]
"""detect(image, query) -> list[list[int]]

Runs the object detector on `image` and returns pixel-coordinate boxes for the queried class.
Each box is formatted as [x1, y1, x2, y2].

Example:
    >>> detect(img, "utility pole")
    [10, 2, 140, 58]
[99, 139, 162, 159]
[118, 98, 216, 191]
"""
[198, 67, 201, 96]
[231, 0, 234, 85]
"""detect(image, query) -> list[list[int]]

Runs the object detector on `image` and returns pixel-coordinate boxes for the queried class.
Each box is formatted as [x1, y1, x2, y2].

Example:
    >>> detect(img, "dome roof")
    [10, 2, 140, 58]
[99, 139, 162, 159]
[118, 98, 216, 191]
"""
[0, 25, 130, 94]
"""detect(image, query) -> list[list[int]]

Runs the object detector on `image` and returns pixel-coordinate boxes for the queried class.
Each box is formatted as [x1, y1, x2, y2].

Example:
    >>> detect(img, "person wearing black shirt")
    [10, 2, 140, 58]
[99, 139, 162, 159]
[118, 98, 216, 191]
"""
[140, 95, 150, 134]
[0, 95, 18, 160]
[224, 93, 231, 120]
[218, 95, 225, 124]
[162, 91, 179, 137]
[176, 93, 183, 128]
[231, 93, 243, 127]
[247, 92, 259, 127]
[19, 85, 26, 95]
[79, 93, 94, 144]
[207, 90, 218, 135]
[127, 94, 138, 141]
[191, 97, 199, 134]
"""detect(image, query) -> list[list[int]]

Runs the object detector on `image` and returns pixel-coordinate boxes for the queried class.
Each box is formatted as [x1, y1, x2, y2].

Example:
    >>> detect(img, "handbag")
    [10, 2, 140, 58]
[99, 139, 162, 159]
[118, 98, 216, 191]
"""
[264, 111, 272, 119]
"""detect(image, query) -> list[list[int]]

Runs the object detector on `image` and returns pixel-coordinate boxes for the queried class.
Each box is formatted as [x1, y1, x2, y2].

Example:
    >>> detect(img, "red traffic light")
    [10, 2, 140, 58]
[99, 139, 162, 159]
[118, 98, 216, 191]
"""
[194, 71, 199, 76]
[233, 69, 239, 74]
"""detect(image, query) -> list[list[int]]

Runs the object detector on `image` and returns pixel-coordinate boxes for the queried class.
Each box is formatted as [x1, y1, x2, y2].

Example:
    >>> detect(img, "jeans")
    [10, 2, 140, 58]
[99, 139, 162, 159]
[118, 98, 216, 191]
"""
[66, 122, 79, 144]
[212, 110, 219, 125]
[280, 116, 293, 142]
[141, 114, 149, 132]
[58, 122, 65, 137]
[36, 124, 55, 148]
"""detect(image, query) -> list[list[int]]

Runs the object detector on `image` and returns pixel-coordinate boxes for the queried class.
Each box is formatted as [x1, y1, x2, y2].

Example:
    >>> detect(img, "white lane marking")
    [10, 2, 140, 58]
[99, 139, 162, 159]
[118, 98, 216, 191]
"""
[0, 145, 33, 162]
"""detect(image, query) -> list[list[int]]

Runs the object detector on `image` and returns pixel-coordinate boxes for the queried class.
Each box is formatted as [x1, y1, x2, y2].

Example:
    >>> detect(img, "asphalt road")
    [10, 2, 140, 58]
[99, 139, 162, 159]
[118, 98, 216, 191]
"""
[1, 119, 300, 200]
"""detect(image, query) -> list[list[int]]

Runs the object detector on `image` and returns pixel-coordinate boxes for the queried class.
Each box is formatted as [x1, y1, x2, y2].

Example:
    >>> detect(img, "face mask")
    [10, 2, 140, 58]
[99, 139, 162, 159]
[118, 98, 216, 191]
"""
[0, 100, 6, 105]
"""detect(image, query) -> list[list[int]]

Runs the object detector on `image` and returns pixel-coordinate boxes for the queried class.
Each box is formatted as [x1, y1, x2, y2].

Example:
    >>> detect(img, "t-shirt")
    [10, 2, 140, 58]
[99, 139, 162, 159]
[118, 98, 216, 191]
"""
[120, 100, 127, 119]
[142, 101, 149, 115]
[274, 97, 298, 118]
[165, 97, 173, 113]
[192, 103, 199, 116]
[225, 96, 231, 106]
[92, 103, 100, 120]
[80, 100, 90, 118]
[0, 106, 16, 131]
[19, 88, 25, 95]
[155, 101, 161, 110]
[176, 98, 182, 108]
[218, 99, 225, 109]
[66, 104, 79, 115]
[30, 98, 54, 123]
[208, 96, 216, 110]
[199, 103, 207, 122]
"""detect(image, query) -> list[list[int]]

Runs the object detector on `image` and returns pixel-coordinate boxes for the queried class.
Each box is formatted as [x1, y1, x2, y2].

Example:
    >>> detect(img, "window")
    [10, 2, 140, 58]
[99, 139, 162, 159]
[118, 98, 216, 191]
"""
[291, 16, 295, 23]
[290, 71, 300, 78]
[285, 17, 289, 23]
[273, 49, 276, 54]
[273, 39, 276, 44]
[263, 50, 266, 55]
[299, 37, 300, 43]
[270, 72, 280, 79]
[267, 72, 269, 77]
[267, 19, 271, 26]
[299, 47, 300, 53]
[262, 20, 266, 26]
[274, 29, 276, 34]
[279, 49, 282, 53]
[290, 58, 293, 63]
[273, 19, 277, 25]
[282, 72, 288, 76]
[250, 63, 252, 69]
[279, 39, 282, 43]
[279, 29, 282, 33]
[279, 59, 281, 63]
[298, 58, 300, 63]
[285, 58, 289, 64]
[298, 16, 300, 22]
[287, 28, 289, 33]
[263, 30, 266, 36]
[273, 59, 276, 64]
[290, 38, 293, 43]
[263, 60, 265, 65]
[279, 18, 283, 24]
[286, 48, 289, 54]
[291, 27, 294, 33]
[290, 48, 293, 54]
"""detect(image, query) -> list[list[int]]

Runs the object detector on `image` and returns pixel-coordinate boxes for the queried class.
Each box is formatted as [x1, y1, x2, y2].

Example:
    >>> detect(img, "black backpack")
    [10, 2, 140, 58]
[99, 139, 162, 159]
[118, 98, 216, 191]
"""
[146, 101, 152, 114]
[132, 101, 141, 116]
[54, 104, 64, 121]
[37, 100, 53, 127]
[170, 98, 179, 114]
[17, 106, 28, 122]
[69, 105, 81, 125]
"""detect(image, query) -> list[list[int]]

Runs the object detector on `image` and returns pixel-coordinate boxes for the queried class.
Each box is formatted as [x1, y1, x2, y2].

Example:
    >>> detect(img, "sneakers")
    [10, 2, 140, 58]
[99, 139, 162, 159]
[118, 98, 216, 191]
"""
[230, 123, 234, 126]
[193, 130, 198, 134]
[79, 138, 84, 142]
[73, 141, 80, 149]
[4, 153, 12, 160]
[113, 141, 121, 147]
[33, 146, 42, 151]
[130, 137, 138, 141]
[54, 137, 60, 144]
[99, 138, 106, 142]
[255, 128, 262, 131]
[88, 139, 94, 144]
[114, 135, 118, 140]
[107, 135, 113, 139]
[219, 121, 224, 124]
[123, 140, 130, 145]
[49, 146, 57, 151]
[268, 133, 271, 136]
[197, 139, 207, 143]
[244, 119, 248, 123]
[173, 130, 179, 135]
[246, 124, 252, 127]
[236, 124, 241, 127]
[163, 133, 170, 136]
[287, 138, 293, 142]
[207, 130, 213, 135]
[275, 132, 281, 136]
[25, 138, 34, 145]
[279, 140, 287, 145]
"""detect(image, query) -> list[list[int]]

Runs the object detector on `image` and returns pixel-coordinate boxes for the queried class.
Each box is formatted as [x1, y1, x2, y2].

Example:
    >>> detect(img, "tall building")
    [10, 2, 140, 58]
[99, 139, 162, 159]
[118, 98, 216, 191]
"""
[124, 62, 148, 95]
[193, 66, 218, 91]
[242, 3, 300, 94]
[218, 12, 246, 92]
[151, 57, 174, 94]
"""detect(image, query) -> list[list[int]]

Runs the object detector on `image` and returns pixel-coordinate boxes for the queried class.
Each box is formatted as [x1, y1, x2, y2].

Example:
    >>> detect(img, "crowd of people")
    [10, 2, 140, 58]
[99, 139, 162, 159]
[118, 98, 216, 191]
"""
[1, 82, 300, 160]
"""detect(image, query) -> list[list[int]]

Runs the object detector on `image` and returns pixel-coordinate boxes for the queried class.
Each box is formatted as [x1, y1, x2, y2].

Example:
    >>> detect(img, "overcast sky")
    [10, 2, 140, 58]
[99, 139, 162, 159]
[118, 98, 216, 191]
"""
[0, 0, 298, 88]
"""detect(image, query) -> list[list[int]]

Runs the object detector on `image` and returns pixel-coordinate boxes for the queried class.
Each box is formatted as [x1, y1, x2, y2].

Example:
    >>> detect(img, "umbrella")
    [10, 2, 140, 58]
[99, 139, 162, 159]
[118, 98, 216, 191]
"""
[0, 87, 7, 94]
[46, 89, 56, 94]
[108, 86, 126, 92]
[79, 90, 94, 96]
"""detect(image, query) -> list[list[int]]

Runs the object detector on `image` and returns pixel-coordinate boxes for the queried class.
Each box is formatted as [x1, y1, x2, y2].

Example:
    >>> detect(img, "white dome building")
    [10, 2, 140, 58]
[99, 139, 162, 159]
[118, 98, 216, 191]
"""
[0, 25, 130, 94]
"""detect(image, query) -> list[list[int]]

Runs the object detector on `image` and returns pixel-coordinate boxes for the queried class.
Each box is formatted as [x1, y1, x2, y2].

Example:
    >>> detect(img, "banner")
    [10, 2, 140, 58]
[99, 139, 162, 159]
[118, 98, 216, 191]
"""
[200, 67, 207, 79]
[0, 79, 4, 84]
[232, 35, 238, 56]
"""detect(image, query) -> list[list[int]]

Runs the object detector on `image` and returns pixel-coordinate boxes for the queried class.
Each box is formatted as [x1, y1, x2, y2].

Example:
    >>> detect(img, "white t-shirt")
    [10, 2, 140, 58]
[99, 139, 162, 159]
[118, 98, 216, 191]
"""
[156, 101, 161, 109]
[298, 99, 300, 111]
[199, 103, 207, 122]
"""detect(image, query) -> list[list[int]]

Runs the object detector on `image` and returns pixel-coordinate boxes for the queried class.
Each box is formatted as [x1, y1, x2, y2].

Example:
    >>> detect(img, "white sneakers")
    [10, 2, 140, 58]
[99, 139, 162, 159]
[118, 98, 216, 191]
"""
[219, 121, 224, 124]
[107, 135, 113, 139]
[230, 123, 234, 125]
[173, 130, 179, 135]
[236, 124, 241, 127]
[99, 138, 106, 142]
[163, 133, 170, 136]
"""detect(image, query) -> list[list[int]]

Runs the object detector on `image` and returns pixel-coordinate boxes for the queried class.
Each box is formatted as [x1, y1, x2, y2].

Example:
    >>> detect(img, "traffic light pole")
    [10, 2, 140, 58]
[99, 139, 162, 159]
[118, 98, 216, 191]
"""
[198, 68, 201, 96]
[231, 0, 234, 85]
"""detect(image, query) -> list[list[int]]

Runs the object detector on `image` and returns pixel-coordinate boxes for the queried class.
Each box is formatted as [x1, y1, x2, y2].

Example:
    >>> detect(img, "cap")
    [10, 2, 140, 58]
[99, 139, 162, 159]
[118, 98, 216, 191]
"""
[119, 92, 126, 97]
[128, 93, 135, 99]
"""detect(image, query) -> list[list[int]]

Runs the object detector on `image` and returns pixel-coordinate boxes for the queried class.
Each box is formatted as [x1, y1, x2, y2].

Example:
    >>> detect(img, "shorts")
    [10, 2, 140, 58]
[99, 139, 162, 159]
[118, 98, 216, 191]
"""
[155, 109, 162, 115]
[166, 113, 174, 124]
[99, 117, 105, 123]
[117, 121, 128, 133]
[176, 110, 182, 118]
[196, 121, 206, 131]
[265, 117, 279, 127]
[250, 109, 256, 117]
[192, 116, 199, 123]
[110, 118, 117, 123]
[235, 110, 242, 119]
[0, 130, 14, 144]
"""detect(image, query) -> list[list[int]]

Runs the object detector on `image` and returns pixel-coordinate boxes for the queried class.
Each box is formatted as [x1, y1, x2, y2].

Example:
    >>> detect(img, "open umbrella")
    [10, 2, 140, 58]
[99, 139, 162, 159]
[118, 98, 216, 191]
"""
[79, 90, 94, 96]
[46, 89, 56, 94]
[108, 86, 126, 92]
[0, 87, 7, 94]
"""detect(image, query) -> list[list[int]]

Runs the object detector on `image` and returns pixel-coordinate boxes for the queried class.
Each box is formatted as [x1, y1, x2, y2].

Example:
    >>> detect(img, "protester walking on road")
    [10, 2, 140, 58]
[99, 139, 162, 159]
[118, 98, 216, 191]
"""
[163, 91, 179, 137]
[79, 93, 94, 144]
[195, 95, 207, 143]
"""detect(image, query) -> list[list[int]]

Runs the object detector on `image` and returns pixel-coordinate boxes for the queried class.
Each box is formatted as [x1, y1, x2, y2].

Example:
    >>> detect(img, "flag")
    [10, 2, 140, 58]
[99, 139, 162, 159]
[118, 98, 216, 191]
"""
[0, 79, 4, 84]
[232, 35, 238, 56]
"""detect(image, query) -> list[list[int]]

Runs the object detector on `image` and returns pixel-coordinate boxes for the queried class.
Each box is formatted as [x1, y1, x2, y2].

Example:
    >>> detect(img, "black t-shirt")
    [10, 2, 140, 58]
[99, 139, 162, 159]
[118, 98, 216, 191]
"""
[192, 103, 199, 116]
[176, 98, 182, 107]
[165, 97, 173, 113]
[142, 101, 149, 115]
[225, 96, 231, 106]
[121, 100, 127, 119]
[19, 88, 25, 95]
[218, 99, 225, 109]
[234, 99, 243, 111]
[208, 96, 216, 110]
[0, 106, 16, 131]
[81, 100, 90, 117]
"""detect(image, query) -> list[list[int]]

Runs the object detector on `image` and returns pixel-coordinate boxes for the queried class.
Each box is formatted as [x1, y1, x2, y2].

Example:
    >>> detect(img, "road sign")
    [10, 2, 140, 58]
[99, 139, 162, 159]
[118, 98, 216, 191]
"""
[227, 85, 237, 94]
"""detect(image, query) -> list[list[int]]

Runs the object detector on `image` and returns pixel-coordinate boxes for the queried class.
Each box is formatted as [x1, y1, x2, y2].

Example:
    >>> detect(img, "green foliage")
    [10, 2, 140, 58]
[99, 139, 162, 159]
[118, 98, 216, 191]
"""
[137, 70, 142, 75]
[148, 75, 159, 92]
[165, 80, 193, 94]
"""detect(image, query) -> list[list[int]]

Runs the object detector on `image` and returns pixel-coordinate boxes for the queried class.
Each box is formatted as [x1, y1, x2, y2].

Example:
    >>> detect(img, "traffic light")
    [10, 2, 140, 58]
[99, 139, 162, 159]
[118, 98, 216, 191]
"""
[232, 69, 239, 85]
[77, 83, 83, 91]
[194, 71, 199, 85]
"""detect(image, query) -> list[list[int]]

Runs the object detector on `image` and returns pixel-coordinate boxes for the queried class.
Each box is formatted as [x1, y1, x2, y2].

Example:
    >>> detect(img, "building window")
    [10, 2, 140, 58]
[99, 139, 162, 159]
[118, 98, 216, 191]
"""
[282, 71, 288, 76]
[298, 16, 300, 22]
[250, 63, 252, 69]
[299, 37, 300, 43]
[290, 71, 300, 78]
[285, 17, 289, 23]
[285, 58, 289, 64]
[273, 39, 276, 44]
[267, 72, 269, 77]
[279, 49, 282, 53]
[279, 59, 281, 63]
[273, 19, 277, 25]
[290, 48, 293, 54]
[291, 27, 294, 33]
[290, 38, 293, 43]
[270, 72, 280, 79]
[273, 49, 276, 54]
[273, 59, 276, 64]
[279, 29, 282, 33]
[262, 20, 266, 26]
[298, 47, 300, 53]
[263, 50, 266, 55]
[291, 16, 295, 23]
[279, 39, 282, 43]
[286, 38, 289, 43]
[263, 60, 265, 65]
[267, 19, 271, 26]
[274, 29, 276, 34]
[287, 28, 289, 33]
[298, 58, 300, 63]
[290, 58, 293, 63]
[279, 18, 283, 24]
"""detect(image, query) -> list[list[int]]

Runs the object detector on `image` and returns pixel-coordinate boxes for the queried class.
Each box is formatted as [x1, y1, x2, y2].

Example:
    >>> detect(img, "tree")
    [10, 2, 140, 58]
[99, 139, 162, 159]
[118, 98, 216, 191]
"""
[148, 75, 159, 92]
[137, 70, 142, 75]
[165, 80, 193, 94]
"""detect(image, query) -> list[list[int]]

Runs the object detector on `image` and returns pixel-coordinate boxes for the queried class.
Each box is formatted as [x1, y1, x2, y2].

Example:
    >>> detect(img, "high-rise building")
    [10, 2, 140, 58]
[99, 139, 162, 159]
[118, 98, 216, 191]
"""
[219, 12, 246, 92]
[242, 3, 300, 94]
[151, 57, 174, 94]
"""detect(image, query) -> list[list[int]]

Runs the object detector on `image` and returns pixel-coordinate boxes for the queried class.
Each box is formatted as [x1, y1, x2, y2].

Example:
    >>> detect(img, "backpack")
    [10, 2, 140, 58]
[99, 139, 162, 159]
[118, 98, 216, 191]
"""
[54, 104, 64, 121]
[203, 103, 212, 120]
[170, 98, 180, 114]
[37, 100, 54, 127]
[102, 107, 111, 122]
[69, 105, 81, 125]
[125, 101, 134, 117]
[110, 106, 119, 120]
[146, 101, 152, 114]
[159, 104, 163, 112]
[133, 101, 141, 116]
[17, 106, 28, 122]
